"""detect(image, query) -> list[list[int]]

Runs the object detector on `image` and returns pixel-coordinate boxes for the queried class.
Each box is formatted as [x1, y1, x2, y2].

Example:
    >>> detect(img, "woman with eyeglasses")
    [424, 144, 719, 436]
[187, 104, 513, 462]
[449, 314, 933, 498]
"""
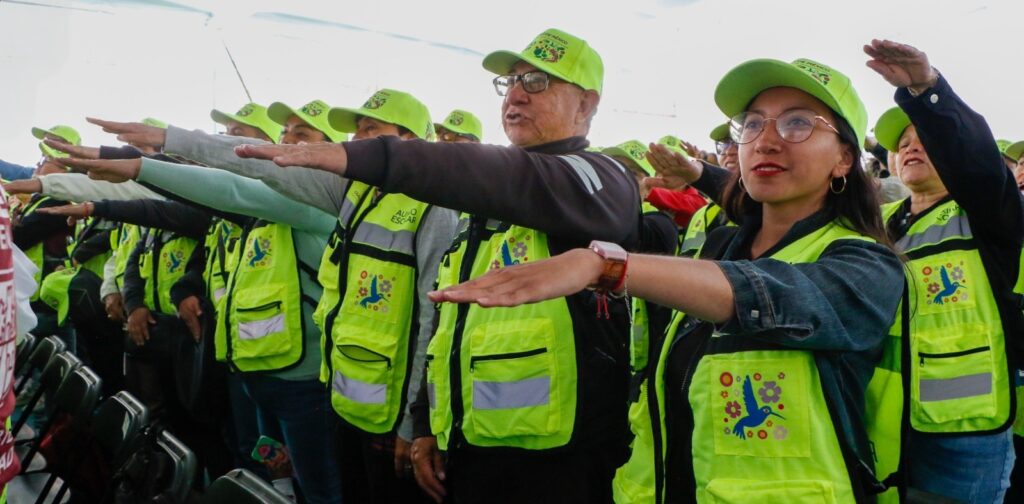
[429, 48, 904, 502]
[865, 40, 1023, 503]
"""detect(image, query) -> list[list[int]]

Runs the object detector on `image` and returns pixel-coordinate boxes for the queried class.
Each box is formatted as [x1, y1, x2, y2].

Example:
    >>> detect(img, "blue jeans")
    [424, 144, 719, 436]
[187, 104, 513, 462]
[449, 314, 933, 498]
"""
[907, 428, 1015, 503]
[241, 374, 342, 504]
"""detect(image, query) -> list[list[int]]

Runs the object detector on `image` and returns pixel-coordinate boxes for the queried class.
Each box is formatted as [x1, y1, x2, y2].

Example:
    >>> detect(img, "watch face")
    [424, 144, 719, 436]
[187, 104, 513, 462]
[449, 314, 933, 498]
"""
[590, 240, 628, 262]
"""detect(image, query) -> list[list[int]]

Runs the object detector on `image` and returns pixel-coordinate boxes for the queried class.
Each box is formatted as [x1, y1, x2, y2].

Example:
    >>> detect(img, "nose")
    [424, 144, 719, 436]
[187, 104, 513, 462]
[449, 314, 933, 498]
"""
[505, 78, 530, 106]
[753, 119, 783, 155]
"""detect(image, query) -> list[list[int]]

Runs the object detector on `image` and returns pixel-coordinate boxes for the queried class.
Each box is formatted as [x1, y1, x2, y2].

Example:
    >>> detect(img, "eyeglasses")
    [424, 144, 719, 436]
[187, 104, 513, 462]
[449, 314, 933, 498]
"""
[729, 109, 840, 145]
[492, 71, 554, 96]
[715, 140, 735, 156]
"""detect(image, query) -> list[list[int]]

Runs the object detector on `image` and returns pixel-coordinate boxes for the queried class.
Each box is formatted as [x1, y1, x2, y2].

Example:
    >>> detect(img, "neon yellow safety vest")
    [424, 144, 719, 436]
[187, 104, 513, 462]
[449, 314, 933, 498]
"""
[1015, 249, 1024, 437]
[19, 196, 53, 302]
[138, 229, 197, 316]
[885, 199, 1013, 434]
[426, 216, 577, 451]
[679, 202, 731, 258]
[111, 224, 142, 292]
[315, 181, 431, 434]
[37, 218, 116, 326]
[67, 217, 113, 278]
[202, 219, 242, 307]
[216, 220, 309, 372]
[614, 220, 874, 504]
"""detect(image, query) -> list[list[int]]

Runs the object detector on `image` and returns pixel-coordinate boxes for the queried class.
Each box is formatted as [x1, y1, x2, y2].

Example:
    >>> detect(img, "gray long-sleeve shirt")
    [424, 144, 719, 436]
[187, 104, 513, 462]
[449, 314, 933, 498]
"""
[164, 126, 458, 438]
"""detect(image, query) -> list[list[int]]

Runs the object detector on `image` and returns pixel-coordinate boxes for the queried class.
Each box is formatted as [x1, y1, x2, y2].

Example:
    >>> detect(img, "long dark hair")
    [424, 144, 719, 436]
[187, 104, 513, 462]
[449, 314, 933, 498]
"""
[719, 113, 893, 248]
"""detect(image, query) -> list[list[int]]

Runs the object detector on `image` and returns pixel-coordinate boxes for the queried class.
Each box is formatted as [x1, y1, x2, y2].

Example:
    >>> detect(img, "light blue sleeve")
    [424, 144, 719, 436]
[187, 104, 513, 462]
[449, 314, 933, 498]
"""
[138, 157, 335, 235]
[0, 159, 34, 181]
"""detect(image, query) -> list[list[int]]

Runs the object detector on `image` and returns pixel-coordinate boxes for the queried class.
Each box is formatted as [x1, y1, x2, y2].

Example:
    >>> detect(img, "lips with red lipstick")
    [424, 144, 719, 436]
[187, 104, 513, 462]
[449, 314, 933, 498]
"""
[751, 162, 787, 176]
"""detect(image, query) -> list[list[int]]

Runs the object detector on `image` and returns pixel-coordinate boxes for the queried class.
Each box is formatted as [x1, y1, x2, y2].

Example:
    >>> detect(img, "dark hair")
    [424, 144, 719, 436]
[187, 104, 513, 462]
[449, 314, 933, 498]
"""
[719, 114, 893, 248]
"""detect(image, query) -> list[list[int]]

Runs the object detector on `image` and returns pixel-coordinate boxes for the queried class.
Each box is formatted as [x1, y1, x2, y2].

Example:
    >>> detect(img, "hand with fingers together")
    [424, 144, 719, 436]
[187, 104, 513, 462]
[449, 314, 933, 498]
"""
[177, 296, 204, 342]
[3, 179, 42, 196]
[410, 436, 447, 503]
[87, 117, 167, 149]
[38, 202, 94, 223]
[42, 138, 100, 160]
[863, 39, 938, 94]
[428, 248, 604, 308]
[646, 143, 704, 191]
[234, 142, 349, 175]
[56, 157, 141, 183]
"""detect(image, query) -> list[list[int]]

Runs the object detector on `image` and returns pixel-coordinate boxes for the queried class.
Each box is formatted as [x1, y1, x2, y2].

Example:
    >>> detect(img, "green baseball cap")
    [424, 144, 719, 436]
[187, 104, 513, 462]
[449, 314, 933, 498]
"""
[141, 117, 168, 129]
[603, 140, 654, 177]
[32, 125, 81, 159]
[1006, 141, 1024, 163]
[657, 135, 691, 158]
[710, 123, 731, 142]
[714, 58, 868, 148]
[329, 89, 434, 141]
[873, 107, 911, 153]
[996, 139, 1015, 161]
[269, 100, 348, 143]
[482, 28, 604, 95]
[210, 103, 282, 143]
[435, 109, 483, 141]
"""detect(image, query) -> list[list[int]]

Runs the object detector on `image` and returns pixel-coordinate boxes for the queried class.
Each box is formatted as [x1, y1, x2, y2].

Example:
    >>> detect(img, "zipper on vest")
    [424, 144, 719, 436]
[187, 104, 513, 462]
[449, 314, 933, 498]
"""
[223, 222, 256, 369]
[918, 345, 990, 366]
[469, 347, 547, 370]
[151, 230, 163, 313]
[337, 344, 393, 370]
[448, 217, 485, 450]
[236, 300, 283, 313]
[323, 189, 383, 393]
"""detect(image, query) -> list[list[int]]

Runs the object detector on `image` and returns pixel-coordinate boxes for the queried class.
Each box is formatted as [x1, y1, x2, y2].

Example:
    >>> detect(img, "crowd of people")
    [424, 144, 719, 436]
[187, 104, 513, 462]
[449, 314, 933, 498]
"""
[0, 27, 1022, 504]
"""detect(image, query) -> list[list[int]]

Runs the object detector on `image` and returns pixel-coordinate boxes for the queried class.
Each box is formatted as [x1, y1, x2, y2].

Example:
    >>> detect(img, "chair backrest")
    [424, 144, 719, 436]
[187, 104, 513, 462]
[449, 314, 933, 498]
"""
[16, 336, 66, 395]
[12, 351, 81, 437]
[92, 391, 149, 468]
[52, 366, 102, 424]
[14, 332, 37, 376]
[156, 430, 197, 503]
[201, 468, 292, 504]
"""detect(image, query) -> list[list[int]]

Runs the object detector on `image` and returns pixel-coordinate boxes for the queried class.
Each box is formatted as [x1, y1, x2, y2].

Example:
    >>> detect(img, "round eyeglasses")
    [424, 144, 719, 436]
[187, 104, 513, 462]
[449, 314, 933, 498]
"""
[729, 109, 840, 144]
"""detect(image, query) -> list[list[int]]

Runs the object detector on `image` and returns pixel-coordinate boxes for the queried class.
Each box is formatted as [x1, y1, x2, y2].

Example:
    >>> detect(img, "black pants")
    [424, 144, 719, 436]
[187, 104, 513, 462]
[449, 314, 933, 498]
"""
[66, 270, 124, 396]
[334, 418, 434, 504]
[446, 445, 617, 504]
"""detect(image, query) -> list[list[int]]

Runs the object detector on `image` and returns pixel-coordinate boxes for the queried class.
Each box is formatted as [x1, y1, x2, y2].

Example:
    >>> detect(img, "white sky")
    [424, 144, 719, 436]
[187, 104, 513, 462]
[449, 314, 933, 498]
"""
[1, 0, 1021, 165]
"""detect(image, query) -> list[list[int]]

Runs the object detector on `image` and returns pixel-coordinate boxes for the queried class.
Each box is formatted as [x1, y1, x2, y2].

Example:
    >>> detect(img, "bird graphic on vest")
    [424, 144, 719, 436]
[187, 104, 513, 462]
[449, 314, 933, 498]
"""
[168, 252, 182, 273]
[500, 241, 519, 267]
[733, 375, 785, 439]
[932, 265, 961, 305]
[359, 276, 387, 307]
[249, 239, 269, 267]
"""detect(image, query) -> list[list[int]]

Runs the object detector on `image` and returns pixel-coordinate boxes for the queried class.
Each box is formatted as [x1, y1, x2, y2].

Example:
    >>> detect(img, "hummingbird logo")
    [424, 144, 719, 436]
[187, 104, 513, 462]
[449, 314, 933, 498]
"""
[922, 262, 967, 306]
[732, 375, 785, 439]
[932, 266, 961, 305]
[249, 238, 270, 267]
[356, 271, 394, 312]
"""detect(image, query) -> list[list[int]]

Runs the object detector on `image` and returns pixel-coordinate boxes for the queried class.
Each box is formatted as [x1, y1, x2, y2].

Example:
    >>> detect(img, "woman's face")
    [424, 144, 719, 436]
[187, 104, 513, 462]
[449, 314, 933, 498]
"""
[738, 87, 852, 214]
[893, 126, 945, 194]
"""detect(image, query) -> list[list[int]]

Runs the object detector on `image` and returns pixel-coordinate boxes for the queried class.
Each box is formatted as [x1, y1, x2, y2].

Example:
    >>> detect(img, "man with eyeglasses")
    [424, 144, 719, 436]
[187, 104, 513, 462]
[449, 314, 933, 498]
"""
[234, 28, 639, 504]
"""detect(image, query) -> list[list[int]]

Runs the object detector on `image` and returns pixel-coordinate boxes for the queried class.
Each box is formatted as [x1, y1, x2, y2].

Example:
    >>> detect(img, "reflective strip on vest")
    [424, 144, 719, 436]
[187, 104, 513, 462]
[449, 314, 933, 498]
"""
[896, 214, 972, 251]
[339, 195, 358, 223]
[333, 371, 387, 404]
[920, 372, 993, 402]
[680, 232, 706, 253]
[351, 222, 415, 255]
[427, 382, 436, 409]
[238, 314, 285, 341]
[559, 155, 603, 194]
[473, 376, 550, 410]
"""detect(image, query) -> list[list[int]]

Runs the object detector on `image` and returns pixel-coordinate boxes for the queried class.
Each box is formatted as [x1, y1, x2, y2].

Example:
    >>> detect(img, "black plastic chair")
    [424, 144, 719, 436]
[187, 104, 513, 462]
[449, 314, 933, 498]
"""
[12, 351, 81, 439]
[15, 336, 66, 396]
[201, 469, 292, 504]
[157, 430, 197, 503]
[14, 333, 38, 377]
[19, 366, 102, 474]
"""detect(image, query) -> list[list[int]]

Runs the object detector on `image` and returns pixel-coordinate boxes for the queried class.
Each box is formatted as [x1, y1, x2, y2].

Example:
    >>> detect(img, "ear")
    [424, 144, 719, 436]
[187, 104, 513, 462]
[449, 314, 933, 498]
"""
[831, 145, 855, 178]
[576, 90, 601, 125]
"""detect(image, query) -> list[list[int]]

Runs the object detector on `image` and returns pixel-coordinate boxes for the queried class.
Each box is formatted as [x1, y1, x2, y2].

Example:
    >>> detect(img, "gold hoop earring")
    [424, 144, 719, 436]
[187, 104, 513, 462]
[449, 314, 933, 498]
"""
[830, 175, 847, 194]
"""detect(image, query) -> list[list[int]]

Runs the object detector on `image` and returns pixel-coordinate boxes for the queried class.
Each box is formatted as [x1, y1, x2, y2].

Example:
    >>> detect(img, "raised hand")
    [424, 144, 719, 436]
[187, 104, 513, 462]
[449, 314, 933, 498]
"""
[647, 143, 703, 190]
[428, 248, 603, 307]
[3, 179, 42, 195]
[87, 117, 167, 149]
[864, 39, 938, 93]
[38, 203, 92, 221]
[56, 157, 141, 183]
[42, 138, 100, 159]
[234, 142, 349, 175]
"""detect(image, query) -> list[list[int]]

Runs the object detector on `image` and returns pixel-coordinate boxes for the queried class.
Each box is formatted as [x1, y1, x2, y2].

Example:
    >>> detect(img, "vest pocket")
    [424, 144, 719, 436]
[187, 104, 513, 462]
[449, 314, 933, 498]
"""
[465, 319, 558, 439]
[231, 284, 292, 359]
[699, 478, 836, 503]
[913, 332, 996, 424]
[330, 328, 399, 426]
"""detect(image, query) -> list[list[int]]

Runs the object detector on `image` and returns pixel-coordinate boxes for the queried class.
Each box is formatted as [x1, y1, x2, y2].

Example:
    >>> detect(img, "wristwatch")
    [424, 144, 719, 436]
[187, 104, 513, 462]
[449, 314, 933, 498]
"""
[587, 240, 629, 293]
